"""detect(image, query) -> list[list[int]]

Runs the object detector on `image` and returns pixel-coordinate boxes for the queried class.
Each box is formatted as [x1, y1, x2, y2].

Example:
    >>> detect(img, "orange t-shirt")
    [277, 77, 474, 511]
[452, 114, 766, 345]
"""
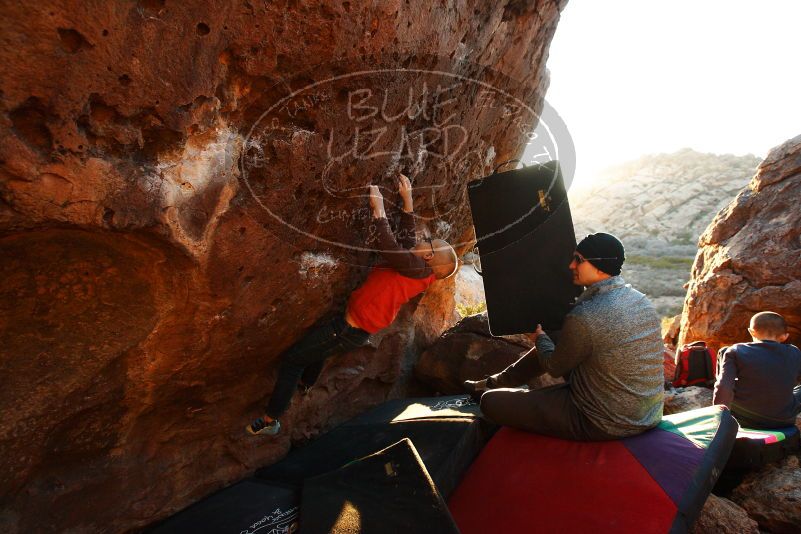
[346, 266, 436, 333]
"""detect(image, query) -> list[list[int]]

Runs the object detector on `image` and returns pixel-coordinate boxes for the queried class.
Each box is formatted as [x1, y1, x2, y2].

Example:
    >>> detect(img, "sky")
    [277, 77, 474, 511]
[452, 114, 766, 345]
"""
[530, 0, 801, 187]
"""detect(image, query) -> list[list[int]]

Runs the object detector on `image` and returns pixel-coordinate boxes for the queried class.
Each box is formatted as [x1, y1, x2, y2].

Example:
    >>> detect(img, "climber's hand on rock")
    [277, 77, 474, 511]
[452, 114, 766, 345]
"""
[398, 174, 413, 212]
[368, 185, 386, 219]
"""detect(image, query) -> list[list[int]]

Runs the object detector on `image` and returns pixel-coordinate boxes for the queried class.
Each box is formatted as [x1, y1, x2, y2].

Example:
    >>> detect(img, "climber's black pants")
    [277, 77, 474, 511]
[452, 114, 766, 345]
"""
[480, 384, 621, 441]
[265, 315, 370, 419]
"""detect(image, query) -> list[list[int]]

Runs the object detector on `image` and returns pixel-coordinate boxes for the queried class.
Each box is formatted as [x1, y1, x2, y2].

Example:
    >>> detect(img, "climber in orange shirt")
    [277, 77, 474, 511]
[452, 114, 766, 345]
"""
[247, 174, 459, 436]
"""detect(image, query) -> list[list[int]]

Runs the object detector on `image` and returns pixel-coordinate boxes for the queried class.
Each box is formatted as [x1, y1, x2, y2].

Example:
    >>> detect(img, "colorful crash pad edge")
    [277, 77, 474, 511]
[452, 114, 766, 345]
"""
[725, 424, 800, 470]
[658, 405, 730, 449]
[736, 425, 797, 443]
[665, 406, 738, 533]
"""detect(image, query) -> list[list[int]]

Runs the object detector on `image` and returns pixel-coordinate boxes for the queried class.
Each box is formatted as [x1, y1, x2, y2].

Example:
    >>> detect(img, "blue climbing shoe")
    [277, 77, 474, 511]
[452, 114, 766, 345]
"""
[246, 417, 281, 436]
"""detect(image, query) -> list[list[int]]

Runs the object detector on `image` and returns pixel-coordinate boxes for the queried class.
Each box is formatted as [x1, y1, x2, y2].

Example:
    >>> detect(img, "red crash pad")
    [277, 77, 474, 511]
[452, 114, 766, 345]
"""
[448, 427, 676, 533]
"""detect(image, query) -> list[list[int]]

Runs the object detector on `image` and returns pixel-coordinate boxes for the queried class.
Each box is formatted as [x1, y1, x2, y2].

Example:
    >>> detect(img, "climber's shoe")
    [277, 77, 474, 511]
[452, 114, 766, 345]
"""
[246, 417, 281, 436]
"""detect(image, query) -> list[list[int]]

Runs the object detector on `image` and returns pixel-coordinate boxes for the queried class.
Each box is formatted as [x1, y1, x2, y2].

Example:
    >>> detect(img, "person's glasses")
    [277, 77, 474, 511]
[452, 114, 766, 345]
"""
[573, 253, 619, 264]
[424, 236, 435, 256]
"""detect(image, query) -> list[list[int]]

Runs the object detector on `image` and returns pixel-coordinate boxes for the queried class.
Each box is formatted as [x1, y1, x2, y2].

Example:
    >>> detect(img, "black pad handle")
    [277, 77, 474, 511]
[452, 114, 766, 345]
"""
[472, 246, 482, 277]
[492, 159, 527, 174]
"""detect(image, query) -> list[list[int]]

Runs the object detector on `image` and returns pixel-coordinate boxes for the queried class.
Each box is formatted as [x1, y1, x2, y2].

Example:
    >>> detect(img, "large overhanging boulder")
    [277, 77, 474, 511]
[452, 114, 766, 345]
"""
[0, 1, 567, 531]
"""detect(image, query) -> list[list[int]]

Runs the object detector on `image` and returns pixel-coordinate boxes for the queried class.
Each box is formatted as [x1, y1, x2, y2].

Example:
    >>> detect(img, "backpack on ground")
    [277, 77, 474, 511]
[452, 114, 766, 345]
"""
[672, 341, 716, 387]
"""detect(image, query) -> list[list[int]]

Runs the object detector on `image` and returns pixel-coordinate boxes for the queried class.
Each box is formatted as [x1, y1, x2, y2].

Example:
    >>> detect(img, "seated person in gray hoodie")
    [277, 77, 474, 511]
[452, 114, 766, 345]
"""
[465, 233, 664, 441]
[713, 311, 801, 429]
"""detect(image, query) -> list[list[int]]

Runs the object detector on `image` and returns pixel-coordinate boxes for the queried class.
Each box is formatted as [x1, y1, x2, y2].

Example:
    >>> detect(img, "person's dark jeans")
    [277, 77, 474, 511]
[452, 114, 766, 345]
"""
[480, 384, 621, 441]
[265, 315, 370, 419]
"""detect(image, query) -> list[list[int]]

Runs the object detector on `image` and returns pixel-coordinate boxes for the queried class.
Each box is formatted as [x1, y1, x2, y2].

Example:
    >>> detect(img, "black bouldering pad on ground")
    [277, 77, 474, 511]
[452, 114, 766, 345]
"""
[467, 160, 581, 335]
[256, 416, 494, 499]
[300, 438, 460, 534]
[148, 478, 299, 534]
[342, 394, 481, 426]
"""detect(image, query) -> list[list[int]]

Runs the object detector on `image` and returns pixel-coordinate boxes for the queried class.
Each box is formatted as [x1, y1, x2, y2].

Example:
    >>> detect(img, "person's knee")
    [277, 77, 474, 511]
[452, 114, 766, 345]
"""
[479, 390, 505, 421]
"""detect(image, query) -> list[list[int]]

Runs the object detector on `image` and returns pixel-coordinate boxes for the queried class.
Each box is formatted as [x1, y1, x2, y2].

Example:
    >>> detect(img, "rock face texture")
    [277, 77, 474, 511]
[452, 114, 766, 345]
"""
[415, 313, 563, 394]
[0, 1, 567, 531]
[730, 455, 801, 534]
[454, 263, 486, 314]
[691, 494, 759, 534]
[678, 135, 801, 352]
[663, 386, 711, 415]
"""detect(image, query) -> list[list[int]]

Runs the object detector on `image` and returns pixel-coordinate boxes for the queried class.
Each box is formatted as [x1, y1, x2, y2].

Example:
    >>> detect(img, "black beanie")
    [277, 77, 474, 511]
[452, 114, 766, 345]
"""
[575, 233, 625, 276]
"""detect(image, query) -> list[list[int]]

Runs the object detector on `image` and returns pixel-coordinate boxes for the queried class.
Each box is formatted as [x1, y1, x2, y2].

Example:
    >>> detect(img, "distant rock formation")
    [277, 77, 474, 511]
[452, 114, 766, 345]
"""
[570, 149, 759, 316]
[571, 149, 760, 253]
[0, 1, 567, 531]
[678, 135, 801, 352]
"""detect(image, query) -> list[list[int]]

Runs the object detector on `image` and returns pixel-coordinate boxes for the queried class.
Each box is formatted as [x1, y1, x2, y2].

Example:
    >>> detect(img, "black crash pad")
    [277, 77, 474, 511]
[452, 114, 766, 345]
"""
[342, 394, 482, 426]
[148, 478, 299, 534]
[300, 438, 460, 534]
[727, 425, 800, 470]
[467, 160, 581, 335]
[256, 403, 495, 499]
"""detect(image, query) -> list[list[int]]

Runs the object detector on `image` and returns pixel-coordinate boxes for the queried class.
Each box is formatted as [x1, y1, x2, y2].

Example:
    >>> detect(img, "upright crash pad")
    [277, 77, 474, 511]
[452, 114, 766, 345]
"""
[449, 405, 738, 534]
[256, 396, 495, 499]
[148, 478, 299, 534]
[300, 439, 460, 534]
[467, 160, 581, 335]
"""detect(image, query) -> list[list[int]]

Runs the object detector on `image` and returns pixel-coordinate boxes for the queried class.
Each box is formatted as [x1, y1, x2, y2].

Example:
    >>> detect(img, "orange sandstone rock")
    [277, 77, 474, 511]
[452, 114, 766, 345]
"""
[678, 135, 801, 353]
[0, 1, 567, 531]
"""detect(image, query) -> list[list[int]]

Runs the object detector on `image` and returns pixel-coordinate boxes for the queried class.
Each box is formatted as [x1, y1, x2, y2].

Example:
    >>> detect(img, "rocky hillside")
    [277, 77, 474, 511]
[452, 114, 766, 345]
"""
[570, 149, 760, 316]
[0, 1, 567, 531]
